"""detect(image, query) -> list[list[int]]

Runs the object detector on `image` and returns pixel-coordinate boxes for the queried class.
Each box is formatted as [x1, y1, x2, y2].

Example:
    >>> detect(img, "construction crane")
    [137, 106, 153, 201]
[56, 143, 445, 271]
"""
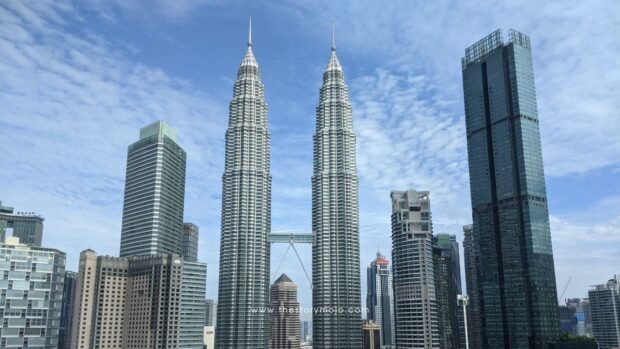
[559, 276, 572, 303]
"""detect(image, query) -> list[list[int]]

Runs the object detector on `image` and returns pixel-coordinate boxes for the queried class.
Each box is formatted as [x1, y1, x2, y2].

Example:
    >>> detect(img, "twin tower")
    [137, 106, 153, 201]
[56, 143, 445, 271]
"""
[216, 22, 361, 349]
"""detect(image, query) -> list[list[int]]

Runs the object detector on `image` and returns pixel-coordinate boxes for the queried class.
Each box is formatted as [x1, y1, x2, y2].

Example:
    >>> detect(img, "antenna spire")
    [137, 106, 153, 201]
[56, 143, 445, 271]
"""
[331, 21, 336, 51]
[248, 17, 253, 47]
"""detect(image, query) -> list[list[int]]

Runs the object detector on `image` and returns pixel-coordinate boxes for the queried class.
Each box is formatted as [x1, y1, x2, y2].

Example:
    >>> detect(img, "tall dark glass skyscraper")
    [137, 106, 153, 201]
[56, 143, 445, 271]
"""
[312, 35, 362, 349]
[119, 120, 186, 257]
[461, 29, 560, 348]
[216, 22, 272, 349]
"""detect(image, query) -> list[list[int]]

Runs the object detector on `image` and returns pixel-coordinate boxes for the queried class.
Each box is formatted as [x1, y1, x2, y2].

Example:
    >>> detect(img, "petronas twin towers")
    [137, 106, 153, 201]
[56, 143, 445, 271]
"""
[216, 22, 361, 349]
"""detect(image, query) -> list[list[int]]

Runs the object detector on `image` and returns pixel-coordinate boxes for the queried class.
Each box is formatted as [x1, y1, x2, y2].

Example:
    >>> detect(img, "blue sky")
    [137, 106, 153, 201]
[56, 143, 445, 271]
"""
[1, 0, 619, 320]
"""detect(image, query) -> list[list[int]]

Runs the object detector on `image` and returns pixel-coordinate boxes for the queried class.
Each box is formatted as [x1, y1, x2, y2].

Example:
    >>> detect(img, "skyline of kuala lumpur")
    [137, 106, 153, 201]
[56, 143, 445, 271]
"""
[0, 1, 618, 325]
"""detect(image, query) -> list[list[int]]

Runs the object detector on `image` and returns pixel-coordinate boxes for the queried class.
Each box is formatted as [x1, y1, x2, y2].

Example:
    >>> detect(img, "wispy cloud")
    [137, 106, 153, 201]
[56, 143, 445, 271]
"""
[551, 195, 620, 298]
[0, 1, 226, 279]
[268, 0, 620, 177]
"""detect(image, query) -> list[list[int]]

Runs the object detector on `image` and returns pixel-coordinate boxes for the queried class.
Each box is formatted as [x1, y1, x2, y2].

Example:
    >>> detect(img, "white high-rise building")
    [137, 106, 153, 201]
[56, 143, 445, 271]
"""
[312, 30, 362, 348]
[390, 190, 439, 348]
[216, 20, 272, 349]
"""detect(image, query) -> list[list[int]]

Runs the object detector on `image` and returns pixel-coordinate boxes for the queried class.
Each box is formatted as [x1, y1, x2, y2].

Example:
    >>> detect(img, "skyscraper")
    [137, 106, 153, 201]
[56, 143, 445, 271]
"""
[0, 237, 65, 349]
[0, 200, 44, 246]
[71, 250, 128, 349]
[461, 29, 560, 348]
[312, 30, 361, 349]
[180, 261, 208, 349]
[390, 190, 439, 348]
[366, 252, 395, 349]
[270, 274, 301, 349]
[119, 120, 186, 257]
[183, 222, 199, 262]
[433, 234, 461, 349]
[588, 276, 620, 349]
[216, 21, 272, 349]
[59, 270, 76, 349]
[71, 249, 206, 349]
[462, 224, 483, 349]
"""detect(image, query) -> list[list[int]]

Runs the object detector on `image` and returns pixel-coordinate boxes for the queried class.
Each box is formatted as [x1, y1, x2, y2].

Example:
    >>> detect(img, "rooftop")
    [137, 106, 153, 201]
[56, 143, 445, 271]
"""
[461, 28, 531, 69]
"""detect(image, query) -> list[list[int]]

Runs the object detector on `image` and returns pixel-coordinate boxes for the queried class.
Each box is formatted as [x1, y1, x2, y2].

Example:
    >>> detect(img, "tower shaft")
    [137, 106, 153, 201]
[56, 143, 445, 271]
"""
[216, 42, 272, 349]
[312, 48, 362, 349]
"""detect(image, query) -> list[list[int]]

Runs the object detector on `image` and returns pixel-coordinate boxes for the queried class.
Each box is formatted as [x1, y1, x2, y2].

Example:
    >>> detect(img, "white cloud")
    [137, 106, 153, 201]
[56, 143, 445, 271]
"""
[551, 196, 620, 298]
[0, 0, 227, 300]
[268, 0, 620, 177]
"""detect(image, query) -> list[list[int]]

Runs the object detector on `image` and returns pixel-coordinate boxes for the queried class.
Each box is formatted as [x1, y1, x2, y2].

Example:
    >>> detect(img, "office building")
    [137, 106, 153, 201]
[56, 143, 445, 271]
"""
[182, 223, 199, 262]
[312, 32, 362, 349]
[180, 261, 208, 349]
[366, 252, 395, 348]
[124, 254, 183, 348]
[0, 237, 65, 349]
[71, 249, 205, 349]
[59, 270, 76, 349]
[119, 120, 187, 257]
[270, 274, 301, 349]
[0, 201, 44, 246]
[71, 250, 128, 349]
[362, 321, 381, 349]
[205, 299, 217, 327]
[462, 224, 482, 349]
[433, 234, 461, 349]
[391, 190, 439, 348]
[461, 29, 560, 347]
[433, 234, 461, 293]
[216, 22, 272, 349]
[588, 276, 620, 349]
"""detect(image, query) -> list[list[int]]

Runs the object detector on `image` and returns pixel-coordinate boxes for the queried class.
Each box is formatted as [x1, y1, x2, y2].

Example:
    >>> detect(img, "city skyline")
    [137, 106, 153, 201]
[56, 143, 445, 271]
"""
[0, 0, 619, 320]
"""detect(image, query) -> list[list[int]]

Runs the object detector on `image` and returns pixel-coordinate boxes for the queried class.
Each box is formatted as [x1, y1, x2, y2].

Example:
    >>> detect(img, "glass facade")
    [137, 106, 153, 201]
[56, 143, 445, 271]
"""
[462, 29, 560, 348]
[180, 261, 207, 349]
[463, 224, 483, 349]
[182, 223, 199, 262]
[0, 241, 66, 348]
[433, 234, 461, 349]
[119, 121, 187, 258]
[0, 201, 44, 247]
[58, 270, 75, 349]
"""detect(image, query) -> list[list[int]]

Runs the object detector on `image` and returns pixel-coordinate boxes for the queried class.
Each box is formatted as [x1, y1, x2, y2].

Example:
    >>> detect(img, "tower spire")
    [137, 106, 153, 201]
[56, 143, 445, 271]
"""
[248, 17, 253, 47]
[331, 21, 336, 51]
